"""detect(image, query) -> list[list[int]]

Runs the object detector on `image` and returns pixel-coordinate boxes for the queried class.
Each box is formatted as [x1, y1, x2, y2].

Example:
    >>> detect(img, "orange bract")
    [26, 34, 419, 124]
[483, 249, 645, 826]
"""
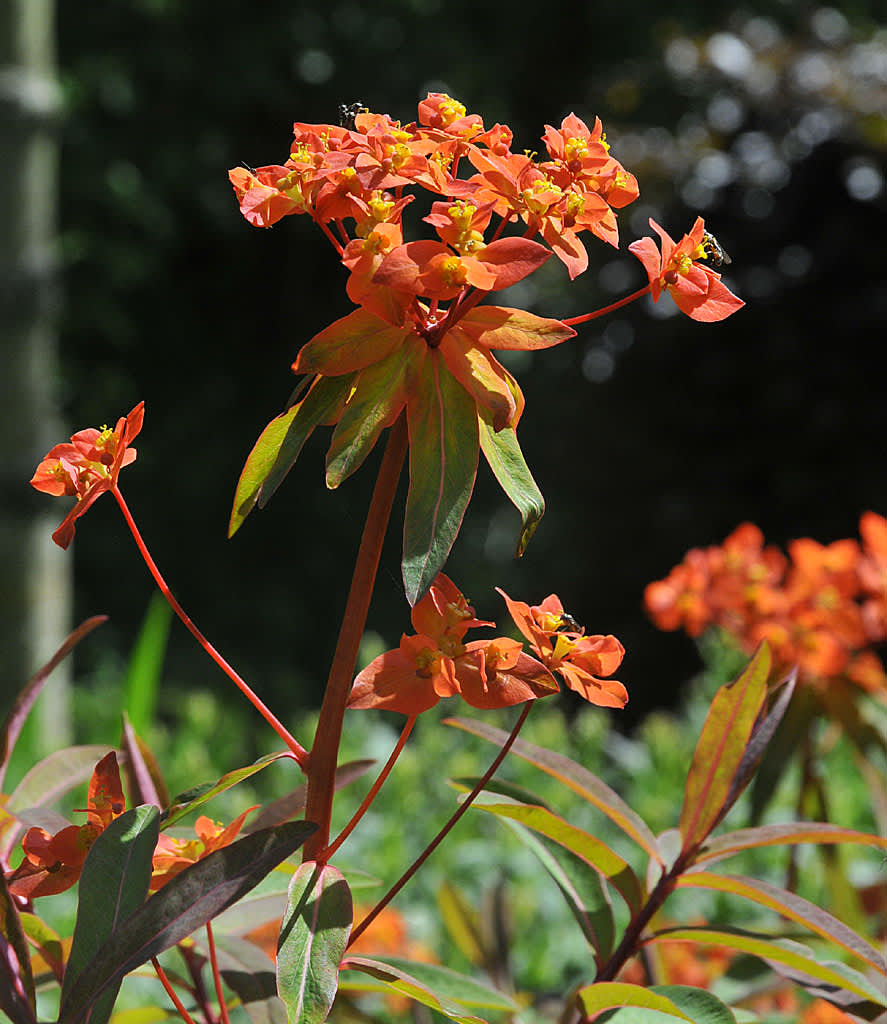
[150, 807, 257, 890]
[30, 402, 145, 549]
[7, 752, 126, 899]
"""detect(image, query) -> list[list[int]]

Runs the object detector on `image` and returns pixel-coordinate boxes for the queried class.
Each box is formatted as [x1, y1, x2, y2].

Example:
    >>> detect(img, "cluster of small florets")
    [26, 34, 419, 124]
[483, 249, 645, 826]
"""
[645, 514, 887, 692]
[229, 92, 639, 282]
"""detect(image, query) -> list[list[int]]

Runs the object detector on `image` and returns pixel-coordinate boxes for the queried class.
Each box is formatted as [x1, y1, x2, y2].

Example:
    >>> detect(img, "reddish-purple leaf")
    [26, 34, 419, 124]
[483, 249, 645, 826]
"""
[676, 871, 887, 976]
[277, 861, 352, 1024]
[445, 717, 661, 862]
[0, 872, 36, 1024]
[679, 645, 770, 855]
[0, 616, 107, 791]
[120, 713, 167, 810]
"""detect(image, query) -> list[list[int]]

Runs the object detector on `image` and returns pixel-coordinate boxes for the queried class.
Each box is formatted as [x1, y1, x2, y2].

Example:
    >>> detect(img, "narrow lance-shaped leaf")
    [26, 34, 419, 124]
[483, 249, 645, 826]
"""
[163, 751, 292, 829]
[276, 861, 352, 1024]
[341, 955, 517, 1021]
[61, 805, 160, 1024]
[679, 644, 770, 855]
[403, 352, 479, 605]
[326, 338, 422, 489]
[478, 414, 544, 557]
[437, 882, 487, 968]
[120, 713, 168, 810]
[676, 871, 887, 977]
[576, 981, 724, 1022]
[471, 794, 642, 913]
[201, 932, 287, 1024]
[690, 821, 887, 869]
[646, 927, 886, 1007]
[58, 820, 317, 1024]
[0, 616, 107, 792]
[445, 717, 662, 862]
[496, 814, 615, 967]
[762, 947, 887, 1019]
[229, 374, 355, 537]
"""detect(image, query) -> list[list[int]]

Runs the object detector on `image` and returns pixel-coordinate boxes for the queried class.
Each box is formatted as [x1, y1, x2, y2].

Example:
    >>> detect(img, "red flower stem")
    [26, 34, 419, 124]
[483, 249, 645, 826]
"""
[303, 414, 409, 861]
[315, 216, 345, 255]
[206, 922, 230, 1024]
[323, 714, 417, 860]
[348, 701, 533, 948]
[562, 284, 651, 326]
[152, 957, 198, 1024]
[111, 485, 309, 769]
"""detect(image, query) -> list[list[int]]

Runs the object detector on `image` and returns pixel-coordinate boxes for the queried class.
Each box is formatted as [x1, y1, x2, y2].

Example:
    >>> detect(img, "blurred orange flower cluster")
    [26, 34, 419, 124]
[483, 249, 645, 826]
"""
[645, 514, 887, 692]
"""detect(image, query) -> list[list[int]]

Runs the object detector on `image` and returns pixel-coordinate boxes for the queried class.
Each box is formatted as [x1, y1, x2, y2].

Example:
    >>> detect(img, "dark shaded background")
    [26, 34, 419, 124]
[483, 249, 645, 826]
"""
[54, 1, 886, 732]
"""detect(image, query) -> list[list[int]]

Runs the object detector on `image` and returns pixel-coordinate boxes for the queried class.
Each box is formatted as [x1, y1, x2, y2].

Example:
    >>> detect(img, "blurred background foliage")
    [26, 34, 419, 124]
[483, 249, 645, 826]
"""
[19, 0, 887, 741]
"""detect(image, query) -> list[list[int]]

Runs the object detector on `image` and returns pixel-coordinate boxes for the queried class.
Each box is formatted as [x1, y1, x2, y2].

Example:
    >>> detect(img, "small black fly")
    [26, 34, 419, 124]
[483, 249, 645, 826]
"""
[338, 101, 369, 130]
[701, 231, 732, 267]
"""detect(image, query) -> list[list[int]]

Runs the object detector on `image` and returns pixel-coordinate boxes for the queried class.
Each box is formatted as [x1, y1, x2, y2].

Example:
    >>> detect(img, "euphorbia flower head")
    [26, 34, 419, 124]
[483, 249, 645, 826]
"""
[497, 589, 628, 708]
[628, 217, 744, 322]
[348, 574, 558, 714]
[31, 402, 145, 549]
[7, 752, 126, 899]
[150, 807, 256, 890]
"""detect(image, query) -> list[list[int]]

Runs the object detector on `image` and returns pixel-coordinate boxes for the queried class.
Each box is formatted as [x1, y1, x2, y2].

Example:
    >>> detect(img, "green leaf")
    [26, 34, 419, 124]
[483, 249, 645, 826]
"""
[437, 882, 487, 967]
[495, 814, 614, 965]
[761, 948, 887, 1018]
[0, 615, 106, 792]
[679, 645, 770, 855]
[478, 416, 544, 557]
[61, 806, 160, 1024]
[163, 751, 291, 829]
[403, 352, 479, 605]
[692, 821, 887, 868]
[647, 927, 886, 1006]
[325, 339, 421, 488]
[445, 717, 661, 862]
[276, 861, 352, 1024]
[341, 955, 518, 1019]
[229, 375, 354, 537]
[576, 981, 700, 1021]
[676, 871, 887, 976]
[581, 984, 738, 1023]
[123, 593, 172, 736]
[20, 912, 64, 983]
[0, 870, 36, 1023]
[58, 821, 317, 1024]
[472, 794, 642, 913]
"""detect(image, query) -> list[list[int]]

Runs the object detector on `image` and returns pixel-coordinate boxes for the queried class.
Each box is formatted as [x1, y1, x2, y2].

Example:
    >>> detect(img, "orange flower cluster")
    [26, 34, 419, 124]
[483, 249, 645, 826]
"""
[348, 574, 626, 715]
[30, 402, 144, 549]
[645, 515, 887, 692]
[6, 753, 254, 901]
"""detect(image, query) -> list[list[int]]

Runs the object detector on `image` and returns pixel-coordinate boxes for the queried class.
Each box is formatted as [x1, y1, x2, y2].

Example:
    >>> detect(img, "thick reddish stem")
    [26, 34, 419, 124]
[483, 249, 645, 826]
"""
[562, 284, 652, 327]
[323, 714, 417, 860]
[112, 485, 309, 769]
[347, 702, 532, 947]
[303, 415, 408, 860]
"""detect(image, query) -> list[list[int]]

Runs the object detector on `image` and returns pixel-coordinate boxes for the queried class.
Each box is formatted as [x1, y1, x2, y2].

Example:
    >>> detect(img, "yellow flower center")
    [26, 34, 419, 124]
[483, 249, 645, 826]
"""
[438, 95, 466, 126]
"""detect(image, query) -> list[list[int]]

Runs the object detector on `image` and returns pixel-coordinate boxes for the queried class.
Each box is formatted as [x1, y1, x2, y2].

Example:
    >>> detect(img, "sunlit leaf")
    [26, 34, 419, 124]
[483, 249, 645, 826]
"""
[679, 645, 770, 855]
[478, 415, 544, 557]
[58, 821, 316, 1024]
[576, 981, 731, 1022]
[229, 375, 355, 537]
[341, 955, 518, 1020]
[277, 862, 352, 1024]
[676, 872, 887, 975]
[61, 806, 160, 1024]
[647, 927, 886, 1006]
[20, 912, 64, 983]
[403, 352, 479, 605]
[163, 751, 292, 829]
[691, 821, 887, 869]
[458, 306, 575, 350]
[472, 794, 642, 913]
[445, 717, 661, 861]
[437, 882, 486, 967]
